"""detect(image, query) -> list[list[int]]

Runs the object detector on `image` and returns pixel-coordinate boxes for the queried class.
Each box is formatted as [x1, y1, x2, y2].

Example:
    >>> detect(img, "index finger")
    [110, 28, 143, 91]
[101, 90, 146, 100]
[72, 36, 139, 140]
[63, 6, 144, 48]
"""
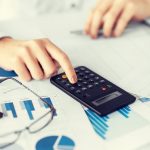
[45, 40, 77, 84]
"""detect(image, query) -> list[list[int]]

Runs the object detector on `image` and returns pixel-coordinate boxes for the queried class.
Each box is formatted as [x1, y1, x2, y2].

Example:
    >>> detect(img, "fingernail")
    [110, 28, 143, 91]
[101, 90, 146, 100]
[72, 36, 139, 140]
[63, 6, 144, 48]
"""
[71, 75, 77, 84]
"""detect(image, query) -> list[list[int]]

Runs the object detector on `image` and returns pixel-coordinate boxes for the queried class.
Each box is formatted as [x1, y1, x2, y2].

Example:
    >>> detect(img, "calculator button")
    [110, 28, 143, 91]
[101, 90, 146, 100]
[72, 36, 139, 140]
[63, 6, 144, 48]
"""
[65, 83, 71, 87]
[100, 80, 105, 83]
[61, 80, 66, 84]
[79, 73, 84, 77]
[70, 86, 75, 91]
[95, 76, 100, 80]
[81, 87, 87, 91]
[94, 82, 99, 86]
[89, 79, 94, 83]
[85, 70, 90, 74]
[89, 73, 95, 77]
[78, 78, 83, 82]
[77, 83, 82, 87]
[76, 90, 81, 94]
[56, 77, 61, 81]
[100, 86, 108, 91]
[84, 76, 89, 80]
[87, 84, 93, 89]
[107, 84, 112, 88]
[80, 67, 86, 71]
[83, 81, 88, 85]
[62, 74, 67, 79]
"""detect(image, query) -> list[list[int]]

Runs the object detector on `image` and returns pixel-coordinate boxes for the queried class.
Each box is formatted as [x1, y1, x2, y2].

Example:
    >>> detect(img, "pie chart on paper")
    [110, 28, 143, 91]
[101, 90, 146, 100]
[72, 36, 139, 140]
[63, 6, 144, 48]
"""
[36, 135, 75, 150]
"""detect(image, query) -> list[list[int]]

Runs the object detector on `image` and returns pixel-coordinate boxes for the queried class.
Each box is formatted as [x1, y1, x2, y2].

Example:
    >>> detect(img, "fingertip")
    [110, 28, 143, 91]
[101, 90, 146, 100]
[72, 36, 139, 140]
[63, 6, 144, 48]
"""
[21, 75, 32, 82]
[84, 24, 90, 35]
[91, 34, 97, 39]
[113, 28, 122, 37]
[70, 74, 77, 84]
[84, 28, 89, 35]
[104, 32, 111, 38]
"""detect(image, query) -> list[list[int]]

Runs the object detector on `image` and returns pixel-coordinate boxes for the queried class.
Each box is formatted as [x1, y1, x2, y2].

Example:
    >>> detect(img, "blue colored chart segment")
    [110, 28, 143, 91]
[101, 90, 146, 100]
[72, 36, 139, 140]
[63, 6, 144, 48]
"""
[39, 97, 53, 108]
[21, 100, 35, 120]
[1, 102, 17, 118]
[85, 108, 109, 139]
[84, 105, 149, 140]
[0, 97, 54, 120]
[39, 97, 57, 116]
[0, 67, 17, 77]
[36, 136, 75, 150]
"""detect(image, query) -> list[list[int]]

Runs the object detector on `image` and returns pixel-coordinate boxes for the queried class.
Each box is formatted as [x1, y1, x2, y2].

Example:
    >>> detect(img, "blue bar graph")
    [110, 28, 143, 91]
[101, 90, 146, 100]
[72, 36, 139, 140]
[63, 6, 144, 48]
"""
[21, 100, 35, 120]
[118, 106, 131, 118]
[85, 109, 109, 139]
[2, 102, 17, 118]
[39, 97, 53, 108]
[39, 97, 57, 116]
[139, 97, 150, 103]
[84, 105, 132, 140]
[1, 97, 55, 120]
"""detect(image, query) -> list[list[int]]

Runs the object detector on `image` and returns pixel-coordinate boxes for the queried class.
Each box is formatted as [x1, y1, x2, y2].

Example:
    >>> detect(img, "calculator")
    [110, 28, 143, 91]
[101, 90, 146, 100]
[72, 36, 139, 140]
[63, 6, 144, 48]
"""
[50, 66, 136, 116]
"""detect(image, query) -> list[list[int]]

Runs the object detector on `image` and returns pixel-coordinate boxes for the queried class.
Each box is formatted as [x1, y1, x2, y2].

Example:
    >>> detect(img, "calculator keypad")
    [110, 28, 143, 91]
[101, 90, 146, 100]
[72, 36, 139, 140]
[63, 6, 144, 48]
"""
[55, 66, 113, 100]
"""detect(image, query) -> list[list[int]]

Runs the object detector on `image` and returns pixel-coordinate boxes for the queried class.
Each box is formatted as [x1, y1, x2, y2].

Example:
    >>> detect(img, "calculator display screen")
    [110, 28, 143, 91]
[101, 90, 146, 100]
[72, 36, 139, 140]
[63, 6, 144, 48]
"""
[92, 91, 122, 106]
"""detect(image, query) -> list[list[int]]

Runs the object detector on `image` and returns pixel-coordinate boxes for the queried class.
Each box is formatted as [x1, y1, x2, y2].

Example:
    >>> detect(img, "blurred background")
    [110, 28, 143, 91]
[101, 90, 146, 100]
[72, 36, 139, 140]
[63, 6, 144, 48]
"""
[0, 0, 95, 21]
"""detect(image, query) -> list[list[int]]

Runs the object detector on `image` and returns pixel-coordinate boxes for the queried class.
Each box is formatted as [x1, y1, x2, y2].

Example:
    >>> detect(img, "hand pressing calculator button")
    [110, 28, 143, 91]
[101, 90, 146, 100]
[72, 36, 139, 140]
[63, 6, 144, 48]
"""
[50, 66, 136, 116]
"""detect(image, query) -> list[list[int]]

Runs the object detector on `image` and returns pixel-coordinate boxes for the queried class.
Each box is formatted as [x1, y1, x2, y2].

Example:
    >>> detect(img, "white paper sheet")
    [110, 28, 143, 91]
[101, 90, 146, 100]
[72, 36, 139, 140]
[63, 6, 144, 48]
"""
[0, 78, 105, 150]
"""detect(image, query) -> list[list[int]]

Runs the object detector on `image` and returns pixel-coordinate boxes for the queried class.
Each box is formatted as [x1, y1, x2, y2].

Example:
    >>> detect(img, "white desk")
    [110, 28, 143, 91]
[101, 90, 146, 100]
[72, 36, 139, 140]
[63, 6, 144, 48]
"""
[1, 12, 150, 150]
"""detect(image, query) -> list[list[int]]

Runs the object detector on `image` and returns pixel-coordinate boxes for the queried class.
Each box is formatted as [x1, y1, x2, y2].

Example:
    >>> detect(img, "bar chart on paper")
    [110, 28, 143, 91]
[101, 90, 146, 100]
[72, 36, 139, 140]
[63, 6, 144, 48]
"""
[139, 97, 150, 108]
[1, 97, 55, 120]
[84, 105, 149, 140]
[1, 102, 17, 118]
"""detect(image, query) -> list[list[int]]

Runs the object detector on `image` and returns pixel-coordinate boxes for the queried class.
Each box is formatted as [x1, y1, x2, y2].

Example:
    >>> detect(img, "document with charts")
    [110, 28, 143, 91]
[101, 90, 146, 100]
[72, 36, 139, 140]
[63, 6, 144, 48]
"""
[0, 78, 104, 150]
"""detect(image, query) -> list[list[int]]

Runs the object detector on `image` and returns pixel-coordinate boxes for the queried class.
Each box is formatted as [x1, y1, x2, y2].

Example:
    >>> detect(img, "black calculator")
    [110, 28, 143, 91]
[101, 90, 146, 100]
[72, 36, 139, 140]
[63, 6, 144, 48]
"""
[50, 66, 136, 116]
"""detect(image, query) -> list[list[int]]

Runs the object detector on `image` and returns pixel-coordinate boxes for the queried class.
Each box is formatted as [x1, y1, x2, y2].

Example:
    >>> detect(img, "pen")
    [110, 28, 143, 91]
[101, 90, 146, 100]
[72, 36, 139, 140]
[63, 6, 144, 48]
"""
[70, 21, 150, 37]
[70, 29, 103, 36]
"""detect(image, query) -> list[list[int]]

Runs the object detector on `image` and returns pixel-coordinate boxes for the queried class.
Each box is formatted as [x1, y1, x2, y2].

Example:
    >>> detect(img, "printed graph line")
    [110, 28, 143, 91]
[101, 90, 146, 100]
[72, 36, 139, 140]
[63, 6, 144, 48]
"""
[139, 97, 150, 103]
[118, 106, 131, 118]
[85, 105, 131, 140]
[85, 109, 109, 139]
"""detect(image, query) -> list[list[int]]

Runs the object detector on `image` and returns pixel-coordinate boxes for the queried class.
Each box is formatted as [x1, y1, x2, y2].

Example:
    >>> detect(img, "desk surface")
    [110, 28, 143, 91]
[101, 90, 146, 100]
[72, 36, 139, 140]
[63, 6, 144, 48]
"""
[0, 12, 150, 150]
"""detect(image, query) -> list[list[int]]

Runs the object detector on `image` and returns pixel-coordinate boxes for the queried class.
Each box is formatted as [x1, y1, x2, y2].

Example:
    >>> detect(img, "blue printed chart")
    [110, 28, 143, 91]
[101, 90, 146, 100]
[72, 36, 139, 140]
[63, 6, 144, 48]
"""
[1, 102, 17, 118]
[84, 104, 149, 141]
[1, 97, 55, 120]
[139, 97, 150, 108]
[36, 135, 75, 150]
[0, 68, 17, 77]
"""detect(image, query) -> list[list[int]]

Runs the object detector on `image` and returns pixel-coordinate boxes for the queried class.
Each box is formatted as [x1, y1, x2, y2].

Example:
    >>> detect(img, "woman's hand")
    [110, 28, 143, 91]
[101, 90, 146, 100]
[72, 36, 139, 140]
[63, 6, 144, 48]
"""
[0, 37, 77, 83]
[84, 0, 150, 38]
